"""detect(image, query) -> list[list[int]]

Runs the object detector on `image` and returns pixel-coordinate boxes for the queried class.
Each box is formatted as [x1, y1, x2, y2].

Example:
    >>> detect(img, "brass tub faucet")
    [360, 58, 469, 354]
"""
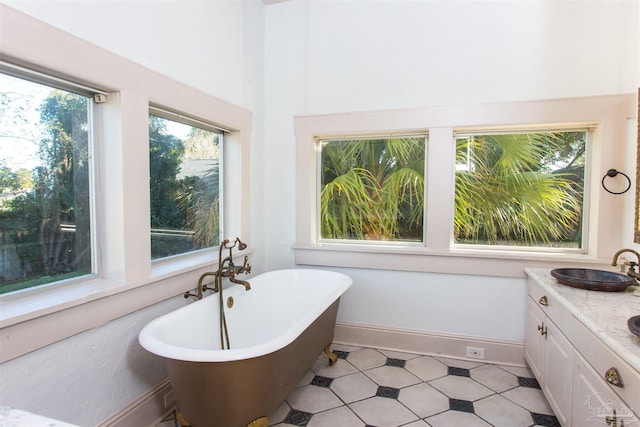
[184, 237, 252, 299]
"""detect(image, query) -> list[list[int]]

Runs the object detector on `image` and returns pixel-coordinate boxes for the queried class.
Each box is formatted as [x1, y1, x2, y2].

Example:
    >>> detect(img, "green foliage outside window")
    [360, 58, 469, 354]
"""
[0, 72, 223, 294]
[320, 137, 426, 241]
[454, 131, 585, 247]
[0, 74, 92, 294]
[319, 131, 585, 248]
[149, 115, 221, 260]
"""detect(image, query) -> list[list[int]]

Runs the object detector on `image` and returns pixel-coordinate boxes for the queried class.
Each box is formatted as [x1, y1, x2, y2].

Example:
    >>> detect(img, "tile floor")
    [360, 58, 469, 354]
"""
[158, 344, 559, 427]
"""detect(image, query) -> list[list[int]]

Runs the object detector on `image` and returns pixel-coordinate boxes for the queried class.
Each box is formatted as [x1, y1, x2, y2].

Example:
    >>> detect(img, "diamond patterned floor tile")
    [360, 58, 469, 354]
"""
[398, 383, 449, 418]
[404, 355, 448, 381]
[471, 364, 519, 393]
[501, 385, 555, 415]
[158, 346, 558, 427]
[349, 396, 419, 427]
[306, 406, 364, 427]
[378, 349, 422, 360]
[346, 348, 387, 371]
[311, 356, 358, 378]
[475, 394, 535, 427]
[330, 372, 378, 403]
[364, 365, 421, 388]
[286, 384, 343, 414]
[426, 409, 493, 427]
[429, 373, 494, 401]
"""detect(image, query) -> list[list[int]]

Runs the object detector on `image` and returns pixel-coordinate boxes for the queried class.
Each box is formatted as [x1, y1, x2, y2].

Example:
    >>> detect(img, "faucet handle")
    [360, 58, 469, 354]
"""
[242, 256, 251, 274]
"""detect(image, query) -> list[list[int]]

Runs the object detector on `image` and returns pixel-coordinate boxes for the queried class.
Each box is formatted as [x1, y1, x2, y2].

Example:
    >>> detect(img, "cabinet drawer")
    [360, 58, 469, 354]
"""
[572, 319, 640, 418]
[527, 278, 576, 335]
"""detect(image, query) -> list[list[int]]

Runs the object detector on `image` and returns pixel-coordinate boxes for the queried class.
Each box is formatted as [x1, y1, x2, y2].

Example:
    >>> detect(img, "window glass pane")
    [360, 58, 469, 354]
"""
[454, 131, 586, 249]
[0, 73, 93, 294]
[319, 136, 426, 242]
[149, 114, 221, 259]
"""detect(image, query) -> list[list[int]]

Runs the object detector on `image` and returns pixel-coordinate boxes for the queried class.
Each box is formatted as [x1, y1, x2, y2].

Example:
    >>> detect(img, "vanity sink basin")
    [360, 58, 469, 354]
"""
[629, 316, 640, 338]
[550, 268, 636, 292]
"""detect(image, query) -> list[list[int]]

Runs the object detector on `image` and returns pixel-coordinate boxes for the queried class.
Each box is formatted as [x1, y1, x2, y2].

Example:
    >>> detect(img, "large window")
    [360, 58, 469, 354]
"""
[318, 135, 426, 242]
[149, 111, 222, 260]
[296, 97, 632, 274]
[454, 130, 587, 250]
[0, 72, 96, 294]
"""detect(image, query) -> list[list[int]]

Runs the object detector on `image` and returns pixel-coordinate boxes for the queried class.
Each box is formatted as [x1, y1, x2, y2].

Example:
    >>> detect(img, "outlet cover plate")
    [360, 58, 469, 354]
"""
[466, 346, 485, 359]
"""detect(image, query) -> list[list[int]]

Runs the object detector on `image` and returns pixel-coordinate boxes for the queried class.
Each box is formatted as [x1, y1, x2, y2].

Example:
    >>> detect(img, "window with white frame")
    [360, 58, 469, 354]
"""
[318, 135, 426, 243]
[313, 128, 588, 251]
[453, 129, 588, 251]
[148, 110, 223, 260]
[295, 96, 633, 273]
[0, 70, 98, 294]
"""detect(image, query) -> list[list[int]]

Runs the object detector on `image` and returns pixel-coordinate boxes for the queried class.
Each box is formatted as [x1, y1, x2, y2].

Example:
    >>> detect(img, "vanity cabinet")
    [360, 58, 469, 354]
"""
[525, 270, 640, 427]
[525, 292, 573, 426]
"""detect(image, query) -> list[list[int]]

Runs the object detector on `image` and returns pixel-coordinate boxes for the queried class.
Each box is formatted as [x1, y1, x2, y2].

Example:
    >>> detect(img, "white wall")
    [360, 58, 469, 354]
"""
[263, 0, 639, 343]
[6, 1, 249, 107]
[0, 297, 189, 426]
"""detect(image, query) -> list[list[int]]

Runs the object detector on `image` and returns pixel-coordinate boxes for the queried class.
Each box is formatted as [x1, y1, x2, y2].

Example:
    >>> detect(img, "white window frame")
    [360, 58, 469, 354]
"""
[315, 133, 428, 245]
[0, 6, 252, 362]
[451, 125, 593, 254]
[0, 64, 104, 290]
[147, 106, 228, 263]
[295, 95, 636, 278]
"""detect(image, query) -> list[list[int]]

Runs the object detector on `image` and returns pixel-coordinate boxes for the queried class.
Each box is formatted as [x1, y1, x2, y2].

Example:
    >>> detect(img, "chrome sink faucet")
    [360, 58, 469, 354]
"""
[611, 248, 640, 281]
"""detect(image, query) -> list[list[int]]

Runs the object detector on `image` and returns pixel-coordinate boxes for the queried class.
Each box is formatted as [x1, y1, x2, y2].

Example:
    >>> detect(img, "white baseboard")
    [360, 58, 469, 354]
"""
[334, 321, 526, 367]
[98, 378, 175, 427]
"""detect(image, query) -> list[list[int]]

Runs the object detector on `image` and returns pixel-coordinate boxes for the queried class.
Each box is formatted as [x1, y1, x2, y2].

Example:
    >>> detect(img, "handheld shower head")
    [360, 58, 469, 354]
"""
[237, 238, 247, 251]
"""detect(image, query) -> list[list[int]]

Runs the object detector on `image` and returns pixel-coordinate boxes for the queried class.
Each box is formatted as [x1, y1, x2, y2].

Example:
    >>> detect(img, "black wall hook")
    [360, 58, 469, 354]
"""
[601, 169, 631, 194]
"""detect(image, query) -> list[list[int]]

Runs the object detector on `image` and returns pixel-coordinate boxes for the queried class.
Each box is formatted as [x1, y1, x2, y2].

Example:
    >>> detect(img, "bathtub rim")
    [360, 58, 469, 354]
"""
[138, 269, 352, 362]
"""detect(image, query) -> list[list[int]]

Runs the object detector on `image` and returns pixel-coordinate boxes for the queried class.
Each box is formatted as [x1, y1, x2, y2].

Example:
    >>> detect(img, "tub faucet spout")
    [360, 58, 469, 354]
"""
[611, 248, 640, 281]
[230, 277, 251, 291]
[226, 256, 251, 290]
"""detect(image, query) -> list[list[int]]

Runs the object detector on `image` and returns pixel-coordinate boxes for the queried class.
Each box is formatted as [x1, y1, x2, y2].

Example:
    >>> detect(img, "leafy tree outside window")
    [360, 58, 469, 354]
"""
[454, 131, 586, 248]
[149, 114, 221, 260]
[0, 72, 93, 294]
[319, 136, 426, 242]
[318, 130, 586, 250]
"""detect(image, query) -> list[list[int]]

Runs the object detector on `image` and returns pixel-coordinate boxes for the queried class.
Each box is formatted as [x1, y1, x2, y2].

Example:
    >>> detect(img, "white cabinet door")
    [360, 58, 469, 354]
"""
[542, 318, 574, 427]
[524, 296, 545, 382]
[572, 352, 633, 427]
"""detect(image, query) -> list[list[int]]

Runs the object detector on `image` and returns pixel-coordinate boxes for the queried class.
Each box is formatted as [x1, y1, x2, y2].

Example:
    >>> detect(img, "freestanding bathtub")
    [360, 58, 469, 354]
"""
[139, 268, 352, 427]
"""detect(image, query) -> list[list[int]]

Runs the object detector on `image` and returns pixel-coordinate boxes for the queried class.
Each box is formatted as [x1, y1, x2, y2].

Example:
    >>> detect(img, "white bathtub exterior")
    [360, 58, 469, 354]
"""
[139, 269, 352, 362]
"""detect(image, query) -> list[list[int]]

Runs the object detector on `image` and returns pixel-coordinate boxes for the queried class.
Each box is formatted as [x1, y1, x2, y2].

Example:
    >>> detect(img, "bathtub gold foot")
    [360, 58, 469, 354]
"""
[324, 344, 338, 366]
[247, 416, 268, 427]
[175, 409, 191, 427]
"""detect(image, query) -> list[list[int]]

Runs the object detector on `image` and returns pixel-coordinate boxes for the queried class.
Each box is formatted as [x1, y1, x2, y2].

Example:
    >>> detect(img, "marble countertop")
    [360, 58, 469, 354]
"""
[525, 267, 640, 373]
[0, 406, 79, 427]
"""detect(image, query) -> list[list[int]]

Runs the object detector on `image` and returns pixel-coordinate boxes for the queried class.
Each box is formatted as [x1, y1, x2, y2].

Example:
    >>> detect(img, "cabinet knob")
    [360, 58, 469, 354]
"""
[537, 323, 548, 338]
[605, 367, 624, 388]
[606, 409, 624, 426]
[539, 296, 548, 306]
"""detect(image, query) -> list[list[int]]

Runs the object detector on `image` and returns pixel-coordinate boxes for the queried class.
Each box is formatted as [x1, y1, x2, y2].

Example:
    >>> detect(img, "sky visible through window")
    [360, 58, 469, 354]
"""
[0, 73, 48, 171]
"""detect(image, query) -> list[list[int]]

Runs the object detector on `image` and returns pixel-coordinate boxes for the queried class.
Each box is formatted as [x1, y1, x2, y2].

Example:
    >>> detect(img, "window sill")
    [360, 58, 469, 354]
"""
[0, 248, 251, 362]
[294, 244, 614, 278]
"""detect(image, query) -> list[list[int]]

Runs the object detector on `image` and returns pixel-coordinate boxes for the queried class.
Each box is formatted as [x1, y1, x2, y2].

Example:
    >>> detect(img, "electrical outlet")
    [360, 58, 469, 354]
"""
[164, 389, 176, 408]
[466, 346, 485, 359]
